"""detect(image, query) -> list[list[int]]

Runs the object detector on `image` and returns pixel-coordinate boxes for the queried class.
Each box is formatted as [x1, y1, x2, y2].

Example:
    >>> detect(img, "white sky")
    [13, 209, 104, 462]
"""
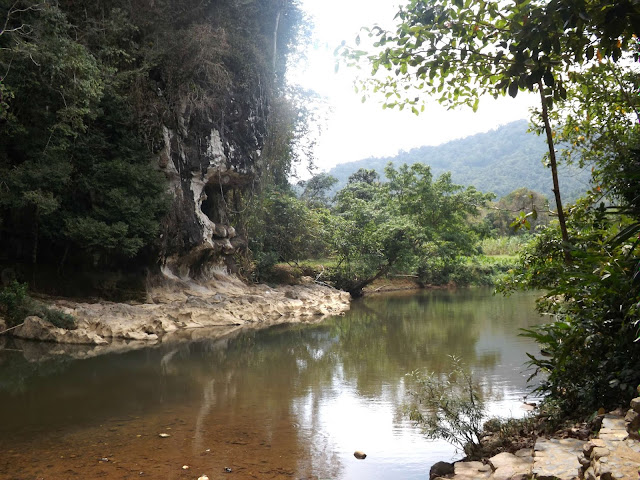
[290, 0, 538, 176]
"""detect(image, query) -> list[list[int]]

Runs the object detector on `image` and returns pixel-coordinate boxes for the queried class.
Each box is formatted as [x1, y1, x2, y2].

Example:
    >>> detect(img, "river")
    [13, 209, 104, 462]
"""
[0, 288, 544, 480]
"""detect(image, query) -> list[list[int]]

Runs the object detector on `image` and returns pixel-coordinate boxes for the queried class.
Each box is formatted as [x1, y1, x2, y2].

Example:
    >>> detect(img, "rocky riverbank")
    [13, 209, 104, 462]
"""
[0, 271, 351, 360]
[431, 397, 640, 480]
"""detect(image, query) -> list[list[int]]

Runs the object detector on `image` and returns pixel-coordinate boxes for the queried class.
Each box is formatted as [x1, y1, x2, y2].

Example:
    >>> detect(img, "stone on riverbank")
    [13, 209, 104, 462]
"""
[488, 451, 533, 480]
[577, 399, 640, 480]
[533, 437, 584, 480]
[4, 274, 351, 360]
[430, 461, 454, 479]
[14, 316, 108, 345]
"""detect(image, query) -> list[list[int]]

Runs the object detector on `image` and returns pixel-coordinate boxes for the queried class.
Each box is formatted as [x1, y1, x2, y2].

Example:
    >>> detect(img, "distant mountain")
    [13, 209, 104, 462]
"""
[325, 120, 591, 202]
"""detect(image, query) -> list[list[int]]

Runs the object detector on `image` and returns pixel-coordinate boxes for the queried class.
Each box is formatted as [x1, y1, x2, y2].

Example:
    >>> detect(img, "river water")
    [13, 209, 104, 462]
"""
[0, 288, 544, 480]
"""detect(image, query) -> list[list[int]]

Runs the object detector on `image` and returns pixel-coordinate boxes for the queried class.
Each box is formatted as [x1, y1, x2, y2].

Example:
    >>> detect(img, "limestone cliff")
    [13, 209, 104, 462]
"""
[156, 91, 263, 278]
[137, 0, 296, 279]
[0, 0, 303, 290]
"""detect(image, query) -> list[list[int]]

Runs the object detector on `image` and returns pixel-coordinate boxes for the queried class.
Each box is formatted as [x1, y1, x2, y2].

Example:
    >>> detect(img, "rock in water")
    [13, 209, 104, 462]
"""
[429, 461, 454, 479]
[353, 451, 367, 460]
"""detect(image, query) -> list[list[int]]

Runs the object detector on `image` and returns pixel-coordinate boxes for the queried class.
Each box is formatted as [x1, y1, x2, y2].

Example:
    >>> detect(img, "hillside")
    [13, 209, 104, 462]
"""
[326, 120, 591, 202]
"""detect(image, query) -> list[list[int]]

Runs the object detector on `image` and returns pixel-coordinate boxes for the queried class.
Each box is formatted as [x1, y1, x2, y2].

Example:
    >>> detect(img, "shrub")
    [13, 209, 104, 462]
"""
[405, 358, 485, 458]
[0, 281, 77, 330]
[0, 281, 29, 327]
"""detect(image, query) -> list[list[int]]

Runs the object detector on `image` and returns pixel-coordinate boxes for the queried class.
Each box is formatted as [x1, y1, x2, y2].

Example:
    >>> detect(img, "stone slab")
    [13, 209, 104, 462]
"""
[533, 437, 584, 480]
[600, 414, 630, 442]
[453, 461, 492, 479]
[600, 442, 640, 480]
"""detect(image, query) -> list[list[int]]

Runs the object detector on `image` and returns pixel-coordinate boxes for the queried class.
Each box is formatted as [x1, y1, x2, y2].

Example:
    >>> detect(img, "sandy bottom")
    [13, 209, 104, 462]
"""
[1, 403, 333, 480]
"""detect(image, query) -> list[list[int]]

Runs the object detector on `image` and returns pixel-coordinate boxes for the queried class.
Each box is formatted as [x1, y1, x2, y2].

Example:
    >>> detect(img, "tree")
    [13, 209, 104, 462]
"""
[0, 2, 170, 272]
[485, 188, 550, 236]
[340, 0, 640, 262]
[298, 172, 338, 208]
[329, 163, 491, 296]
[246, 186, 330, 279]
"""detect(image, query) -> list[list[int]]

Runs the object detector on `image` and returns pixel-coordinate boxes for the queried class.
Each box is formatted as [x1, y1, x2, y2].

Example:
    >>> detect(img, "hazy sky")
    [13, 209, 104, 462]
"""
[290, 0, 538, 175]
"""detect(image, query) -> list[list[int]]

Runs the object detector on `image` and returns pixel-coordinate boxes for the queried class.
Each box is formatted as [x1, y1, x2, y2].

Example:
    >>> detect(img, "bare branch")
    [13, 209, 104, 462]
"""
[0, 1, 44, 38]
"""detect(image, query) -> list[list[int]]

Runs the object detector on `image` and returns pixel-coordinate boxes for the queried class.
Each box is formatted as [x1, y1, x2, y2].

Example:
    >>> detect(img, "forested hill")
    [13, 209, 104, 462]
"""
[326, 120, 591, 202]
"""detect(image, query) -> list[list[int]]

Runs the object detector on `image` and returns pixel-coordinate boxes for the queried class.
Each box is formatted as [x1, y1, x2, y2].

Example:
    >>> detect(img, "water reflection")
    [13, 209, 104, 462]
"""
[0, 288, 543, 479]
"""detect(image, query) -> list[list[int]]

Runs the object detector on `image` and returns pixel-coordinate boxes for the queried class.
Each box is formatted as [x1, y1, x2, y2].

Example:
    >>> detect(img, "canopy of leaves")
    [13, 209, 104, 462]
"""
[328, 163, 493, 296]
[341, 0, 640, 112]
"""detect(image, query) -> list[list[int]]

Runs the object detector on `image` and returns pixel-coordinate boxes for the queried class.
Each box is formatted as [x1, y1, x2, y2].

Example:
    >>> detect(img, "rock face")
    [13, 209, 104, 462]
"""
[14, 316, 108, 345]
[138, 2, 289, 279]
[158, 109, 258, 277]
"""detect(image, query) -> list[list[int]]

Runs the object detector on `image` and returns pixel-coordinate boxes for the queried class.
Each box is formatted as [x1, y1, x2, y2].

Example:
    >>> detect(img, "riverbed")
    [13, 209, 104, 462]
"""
[0, 288, 544, 479]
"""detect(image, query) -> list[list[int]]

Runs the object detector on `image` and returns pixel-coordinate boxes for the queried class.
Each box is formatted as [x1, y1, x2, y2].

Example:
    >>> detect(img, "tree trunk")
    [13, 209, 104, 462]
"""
[348, 263, 393, 298]
[272, 6, 281, 73]
[538, 81, 571, 263]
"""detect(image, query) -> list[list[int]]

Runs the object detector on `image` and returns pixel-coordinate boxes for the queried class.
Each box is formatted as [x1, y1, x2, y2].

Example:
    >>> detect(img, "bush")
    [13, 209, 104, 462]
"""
[405, 358, 485, 458]
[480, 416, 538, 455]
[0, 281, 77, 330]
[499, 198, 640, 417]
[0, 281, 29, 327]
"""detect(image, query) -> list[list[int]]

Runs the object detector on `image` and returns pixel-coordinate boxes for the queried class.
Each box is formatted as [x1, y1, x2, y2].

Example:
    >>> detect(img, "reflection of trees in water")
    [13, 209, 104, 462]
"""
[0, 289, 542, 476]
[171, 289, 541, 418]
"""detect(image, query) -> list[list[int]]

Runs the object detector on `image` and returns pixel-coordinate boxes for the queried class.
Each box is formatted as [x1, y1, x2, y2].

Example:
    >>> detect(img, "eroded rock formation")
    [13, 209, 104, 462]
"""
[11, 272, 351, 354]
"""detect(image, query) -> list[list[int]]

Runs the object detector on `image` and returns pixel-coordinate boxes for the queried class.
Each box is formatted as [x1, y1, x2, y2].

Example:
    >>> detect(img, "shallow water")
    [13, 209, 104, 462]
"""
[0, 288, 544, 479]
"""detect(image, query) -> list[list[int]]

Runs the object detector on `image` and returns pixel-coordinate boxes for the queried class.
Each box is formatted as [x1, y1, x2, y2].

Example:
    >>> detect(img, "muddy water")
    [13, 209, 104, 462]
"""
[0, 288, 544, 480]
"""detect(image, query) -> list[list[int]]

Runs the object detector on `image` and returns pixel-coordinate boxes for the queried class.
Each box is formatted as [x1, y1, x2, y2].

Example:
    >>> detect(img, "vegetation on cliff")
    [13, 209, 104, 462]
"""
[0, 0, 308, 294]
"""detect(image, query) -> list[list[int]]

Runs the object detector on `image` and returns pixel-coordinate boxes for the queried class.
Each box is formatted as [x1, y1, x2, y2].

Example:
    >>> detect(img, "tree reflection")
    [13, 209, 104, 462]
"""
[0, 289, 543, 479]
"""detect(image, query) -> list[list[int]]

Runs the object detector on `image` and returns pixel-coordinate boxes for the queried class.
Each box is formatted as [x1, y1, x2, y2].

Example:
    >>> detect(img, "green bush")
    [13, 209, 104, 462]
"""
[500, 197, 640, 417]
[0, 281, 29, 327]
[0, 281, 77, 330]
[405, 358, 485, 458]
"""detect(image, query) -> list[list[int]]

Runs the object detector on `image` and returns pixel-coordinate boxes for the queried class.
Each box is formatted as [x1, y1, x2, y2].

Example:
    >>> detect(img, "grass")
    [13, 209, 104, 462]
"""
[480, 235, 532, 256]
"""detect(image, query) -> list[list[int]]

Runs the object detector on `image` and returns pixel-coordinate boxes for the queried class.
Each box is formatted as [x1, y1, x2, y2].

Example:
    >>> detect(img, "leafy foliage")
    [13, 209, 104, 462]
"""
[245, 187, 330, 281]
[0, 281, 29, 327]
[341, 0, 640, 112]
[485, 188, 551, 236]
[499, 188, 640, 416]
[0, 1, 168, 271]
[327, 163, 492, 296]
[405, 358, 485, 458]
[0, 281, 76, 329]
